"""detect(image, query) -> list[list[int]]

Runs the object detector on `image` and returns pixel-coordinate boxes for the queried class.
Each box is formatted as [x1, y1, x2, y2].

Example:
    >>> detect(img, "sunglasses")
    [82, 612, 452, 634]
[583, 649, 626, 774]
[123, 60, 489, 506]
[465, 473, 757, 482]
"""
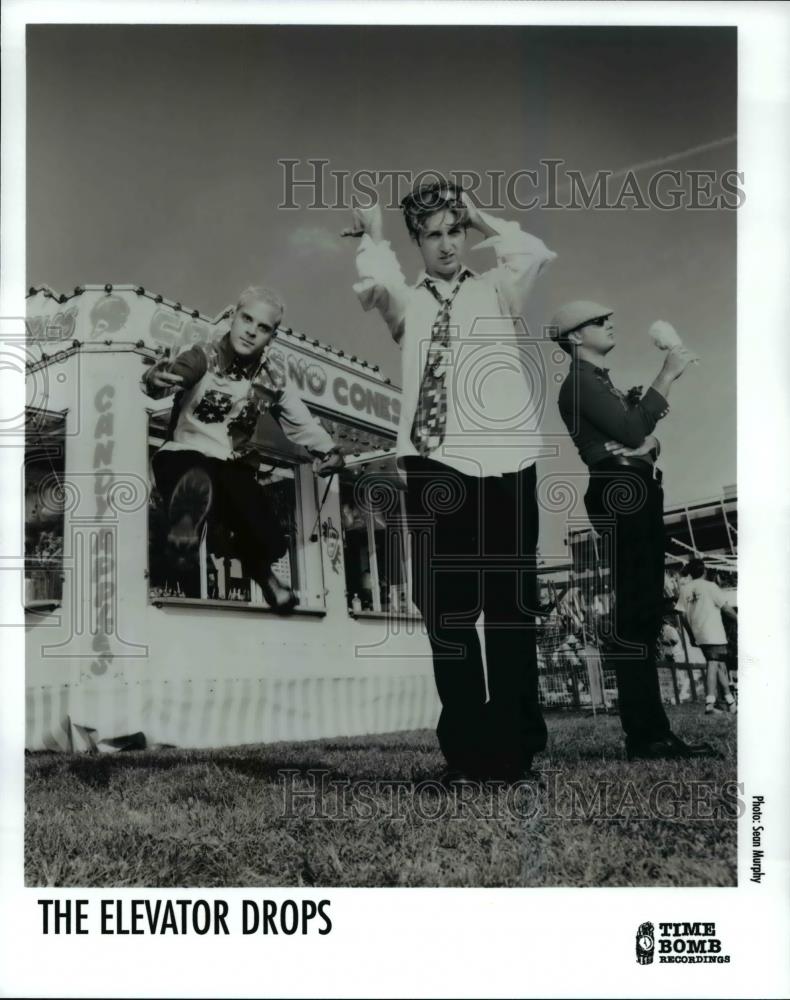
[568, 315, 611, 335]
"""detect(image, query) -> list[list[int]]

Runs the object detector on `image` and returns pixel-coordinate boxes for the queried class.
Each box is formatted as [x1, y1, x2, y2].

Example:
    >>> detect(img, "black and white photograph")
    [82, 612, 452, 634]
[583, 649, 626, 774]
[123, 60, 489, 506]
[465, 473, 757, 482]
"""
[2, 2, 789, 998]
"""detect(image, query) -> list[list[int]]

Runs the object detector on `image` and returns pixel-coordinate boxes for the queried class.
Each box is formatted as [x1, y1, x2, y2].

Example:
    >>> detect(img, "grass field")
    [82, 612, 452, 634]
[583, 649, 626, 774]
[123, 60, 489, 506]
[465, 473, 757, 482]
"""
[25, 704, 738, 888]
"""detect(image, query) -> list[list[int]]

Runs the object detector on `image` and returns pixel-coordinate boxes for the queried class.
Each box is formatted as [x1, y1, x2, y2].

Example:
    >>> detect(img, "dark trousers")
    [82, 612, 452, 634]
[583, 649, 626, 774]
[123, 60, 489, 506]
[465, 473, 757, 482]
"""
[152, 449, 287, 578]
[404, 457, 547, 779]
[585, 461, 671, 746]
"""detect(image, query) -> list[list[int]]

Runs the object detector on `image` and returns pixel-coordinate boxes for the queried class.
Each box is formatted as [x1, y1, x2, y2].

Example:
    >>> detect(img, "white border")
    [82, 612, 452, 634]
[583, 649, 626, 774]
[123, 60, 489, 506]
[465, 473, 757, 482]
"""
[2, 3, 789, 998]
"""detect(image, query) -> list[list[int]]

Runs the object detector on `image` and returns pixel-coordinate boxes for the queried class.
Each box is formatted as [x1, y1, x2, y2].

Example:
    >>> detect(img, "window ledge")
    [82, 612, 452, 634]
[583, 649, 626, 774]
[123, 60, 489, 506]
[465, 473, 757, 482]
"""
[25, 600, 62, 615]
[150, 597, 326, 617]
[349, 609, 423, 623]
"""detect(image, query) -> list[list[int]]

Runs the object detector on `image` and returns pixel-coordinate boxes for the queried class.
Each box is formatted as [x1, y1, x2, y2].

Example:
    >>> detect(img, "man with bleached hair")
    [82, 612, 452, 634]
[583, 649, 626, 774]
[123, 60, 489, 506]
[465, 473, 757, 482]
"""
[142, 285, 343, 612]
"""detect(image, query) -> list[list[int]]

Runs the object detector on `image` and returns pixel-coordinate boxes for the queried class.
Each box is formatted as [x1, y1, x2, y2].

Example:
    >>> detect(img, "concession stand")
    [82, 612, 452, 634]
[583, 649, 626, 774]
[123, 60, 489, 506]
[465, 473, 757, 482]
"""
[24, 284, 439, 751]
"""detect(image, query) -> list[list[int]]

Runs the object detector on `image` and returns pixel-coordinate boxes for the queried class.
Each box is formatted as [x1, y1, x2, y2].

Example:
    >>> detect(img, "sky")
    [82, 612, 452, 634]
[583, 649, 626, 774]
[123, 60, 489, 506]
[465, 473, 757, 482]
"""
[26, 24, 737, 554]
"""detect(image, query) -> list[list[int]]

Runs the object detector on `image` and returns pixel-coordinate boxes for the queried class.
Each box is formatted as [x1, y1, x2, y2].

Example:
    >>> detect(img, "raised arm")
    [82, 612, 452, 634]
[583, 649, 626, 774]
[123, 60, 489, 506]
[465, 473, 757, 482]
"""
[565, 344, 698, 450]
[561, 367, 670, 449]
[343, 204, 410, 344]
[466, 194, 557, 316]
[140, 345, 207, 399]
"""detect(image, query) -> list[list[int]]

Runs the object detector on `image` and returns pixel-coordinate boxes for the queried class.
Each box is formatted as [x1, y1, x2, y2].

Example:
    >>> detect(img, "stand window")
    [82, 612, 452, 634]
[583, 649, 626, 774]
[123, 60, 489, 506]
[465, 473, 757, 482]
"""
[147, 414, 311, 609]
[25, 409, 66, 607]
[339, 469, 413, 616]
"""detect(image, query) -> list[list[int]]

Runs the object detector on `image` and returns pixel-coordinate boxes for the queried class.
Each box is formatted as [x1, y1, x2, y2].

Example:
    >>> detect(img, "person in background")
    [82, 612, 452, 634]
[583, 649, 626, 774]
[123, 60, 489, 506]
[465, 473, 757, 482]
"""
[658, 619, 684, 663]
[558, 584, 586, 634]
[676, 559, 738, 715]
[664, 567, 682, 603]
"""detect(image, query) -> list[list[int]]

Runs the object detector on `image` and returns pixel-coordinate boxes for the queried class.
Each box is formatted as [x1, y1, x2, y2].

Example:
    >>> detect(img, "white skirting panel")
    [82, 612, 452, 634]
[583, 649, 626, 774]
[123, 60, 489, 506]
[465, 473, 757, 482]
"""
[25, 673, 441, 752]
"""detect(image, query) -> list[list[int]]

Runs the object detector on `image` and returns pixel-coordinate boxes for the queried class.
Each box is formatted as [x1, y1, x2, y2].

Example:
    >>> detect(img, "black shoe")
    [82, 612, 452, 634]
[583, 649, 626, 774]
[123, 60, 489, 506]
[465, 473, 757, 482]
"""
[626, 733, 717, 761]
[665, 733, 717, 757]
[496, 755, 544, 785]
[439, 769, 483, 791]
[261, 571, 299, 615]
[500, 762, 546, 789]
[167, 468, 213, 573]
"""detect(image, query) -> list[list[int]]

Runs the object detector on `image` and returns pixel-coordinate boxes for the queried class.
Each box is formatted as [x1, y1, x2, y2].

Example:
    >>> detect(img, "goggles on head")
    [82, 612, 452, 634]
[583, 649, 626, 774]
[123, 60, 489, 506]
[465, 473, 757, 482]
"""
[400, 182, 464, 215]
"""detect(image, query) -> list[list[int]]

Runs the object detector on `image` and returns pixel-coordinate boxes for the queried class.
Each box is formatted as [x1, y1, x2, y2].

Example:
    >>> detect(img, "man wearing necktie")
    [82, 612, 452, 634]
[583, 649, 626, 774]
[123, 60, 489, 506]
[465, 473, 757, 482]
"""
[343, 180, 556, 785]
[551, 300, 714, 760]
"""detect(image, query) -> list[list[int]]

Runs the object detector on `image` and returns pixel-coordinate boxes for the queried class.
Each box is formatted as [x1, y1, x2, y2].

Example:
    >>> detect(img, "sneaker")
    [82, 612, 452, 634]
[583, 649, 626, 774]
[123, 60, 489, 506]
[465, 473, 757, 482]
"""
[166, 468, 213, 574]
[705, 705, 723, 715]
[261, 570, 299, 615]
[727, 701, 737, 715]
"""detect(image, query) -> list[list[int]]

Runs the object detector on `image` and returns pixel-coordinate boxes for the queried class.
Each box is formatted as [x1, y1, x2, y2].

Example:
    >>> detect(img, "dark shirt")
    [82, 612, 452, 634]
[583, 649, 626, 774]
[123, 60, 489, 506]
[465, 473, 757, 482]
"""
[557, 357, 669, 467]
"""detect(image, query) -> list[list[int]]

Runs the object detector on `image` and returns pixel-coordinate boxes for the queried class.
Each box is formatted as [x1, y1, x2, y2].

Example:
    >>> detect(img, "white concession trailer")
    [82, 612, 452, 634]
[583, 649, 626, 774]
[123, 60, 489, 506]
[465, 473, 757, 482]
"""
[24, 285, 439, 751]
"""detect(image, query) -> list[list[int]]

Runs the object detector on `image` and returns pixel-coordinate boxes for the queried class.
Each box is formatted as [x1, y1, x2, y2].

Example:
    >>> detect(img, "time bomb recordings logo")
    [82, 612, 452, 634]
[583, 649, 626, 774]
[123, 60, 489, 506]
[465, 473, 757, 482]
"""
[636, 921, 731, 965]
[636, 922, 655, 965]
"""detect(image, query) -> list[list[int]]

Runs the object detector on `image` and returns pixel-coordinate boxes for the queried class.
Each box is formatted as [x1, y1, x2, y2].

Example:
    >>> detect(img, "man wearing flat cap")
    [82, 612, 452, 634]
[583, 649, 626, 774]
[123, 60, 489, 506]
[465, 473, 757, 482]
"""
[551, 301, 712, 760]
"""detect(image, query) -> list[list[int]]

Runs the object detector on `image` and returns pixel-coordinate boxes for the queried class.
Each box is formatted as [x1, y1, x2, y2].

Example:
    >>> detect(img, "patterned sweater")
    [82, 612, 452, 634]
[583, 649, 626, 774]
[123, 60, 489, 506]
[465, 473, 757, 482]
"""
[141, 334, 335, 462]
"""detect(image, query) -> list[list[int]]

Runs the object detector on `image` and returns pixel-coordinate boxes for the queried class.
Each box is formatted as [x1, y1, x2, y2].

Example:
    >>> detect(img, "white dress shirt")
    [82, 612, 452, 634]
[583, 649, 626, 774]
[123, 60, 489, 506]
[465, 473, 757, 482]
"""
[354, 212, 557, 478]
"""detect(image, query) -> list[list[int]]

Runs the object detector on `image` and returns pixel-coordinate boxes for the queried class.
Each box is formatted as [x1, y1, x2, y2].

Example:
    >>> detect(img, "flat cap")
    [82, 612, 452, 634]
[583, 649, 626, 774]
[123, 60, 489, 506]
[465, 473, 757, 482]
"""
[549, 300, 613, 339]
